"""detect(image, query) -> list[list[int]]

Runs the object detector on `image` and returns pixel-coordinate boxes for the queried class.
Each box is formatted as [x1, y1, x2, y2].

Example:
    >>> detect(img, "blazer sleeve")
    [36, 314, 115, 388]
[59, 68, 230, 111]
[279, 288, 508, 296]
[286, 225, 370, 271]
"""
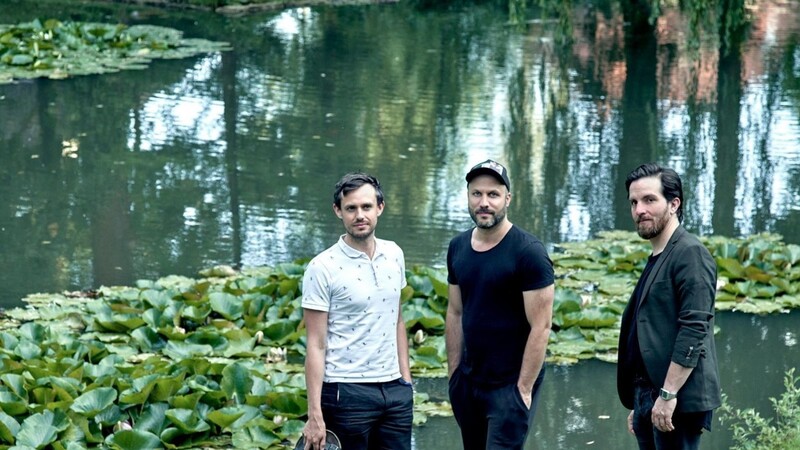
[670, 242, 717, 368]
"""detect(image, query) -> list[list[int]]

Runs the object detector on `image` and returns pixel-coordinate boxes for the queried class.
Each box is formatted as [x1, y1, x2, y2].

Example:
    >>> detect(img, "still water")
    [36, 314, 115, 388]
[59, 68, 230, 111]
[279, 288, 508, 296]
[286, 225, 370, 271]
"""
[1, 0, 799, 448]
[413, 311, 800, 449]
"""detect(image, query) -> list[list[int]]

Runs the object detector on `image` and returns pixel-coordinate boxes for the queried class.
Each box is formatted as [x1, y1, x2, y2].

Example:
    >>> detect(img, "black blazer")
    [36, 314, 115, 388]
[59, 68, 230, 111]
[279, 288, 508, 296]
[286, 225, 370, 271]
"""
[617, 226, 722, 413]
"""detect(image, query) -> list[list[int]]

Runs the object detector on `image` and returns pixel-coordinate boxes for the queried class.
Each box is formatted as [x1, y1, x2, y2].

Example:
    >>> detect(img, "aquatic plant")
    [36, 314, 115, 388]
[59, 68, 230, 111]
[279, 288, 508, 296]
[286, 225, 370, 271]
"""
[0, 19, 231, 84]
[0, 232, 797, 447]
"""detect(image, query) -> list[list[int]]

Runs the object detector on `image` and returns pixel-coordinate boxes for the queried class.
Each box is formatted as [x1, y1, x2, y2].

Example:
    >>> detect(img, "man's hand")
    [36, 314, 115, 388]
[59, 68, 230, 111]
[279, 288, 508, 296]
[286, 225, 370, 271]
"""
[302, 415, 326, 450]
[627, 410, 634, 435]
[651, 397, 677, 432]
[517, 384, 532, 409]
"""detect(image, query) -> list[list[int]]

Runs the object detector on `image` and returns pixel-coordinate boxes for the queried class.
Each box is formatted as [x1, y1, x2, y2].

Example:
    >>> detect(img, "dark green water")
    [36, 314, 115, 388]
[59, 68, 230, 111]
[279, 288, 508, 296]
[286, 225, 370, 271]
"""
[1, 1, 799, 448]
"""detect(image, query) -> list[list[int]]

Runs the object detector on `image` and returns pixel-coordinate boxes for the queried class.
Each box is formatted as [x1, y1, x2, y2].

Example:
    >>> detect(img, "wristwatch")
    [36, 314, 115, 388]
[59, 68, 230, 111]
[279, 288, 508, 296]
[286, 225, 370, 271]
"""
[660, 388, 678, 401]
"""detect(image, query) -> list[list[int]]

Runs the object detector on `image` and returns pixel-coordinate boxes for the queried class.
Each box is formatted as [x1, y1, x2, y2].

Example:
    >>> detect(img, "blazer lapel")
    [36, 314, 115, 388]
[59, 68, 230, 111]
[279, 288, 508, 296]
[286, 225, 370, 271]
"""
[638, 226, 686, 306]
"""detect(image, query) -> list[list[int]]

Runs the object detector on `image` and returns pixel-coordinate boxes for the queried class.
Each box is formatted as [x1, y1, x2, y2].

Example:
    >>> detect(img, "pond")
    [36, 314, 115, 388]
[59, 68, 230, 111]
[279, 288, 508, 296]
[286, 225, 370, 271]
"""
[413, 311, 800, 449]
[1, 0, 799, 448]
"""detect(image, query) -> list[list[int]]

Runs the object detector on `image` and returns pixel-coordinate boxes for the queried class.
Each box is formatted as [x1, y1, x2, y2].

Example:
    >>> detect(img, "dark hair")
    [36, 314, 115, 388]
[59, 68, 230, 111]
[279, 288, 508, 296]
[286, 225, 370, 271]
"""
[333, 172, 384, 208]
[625, 163, 684, 222]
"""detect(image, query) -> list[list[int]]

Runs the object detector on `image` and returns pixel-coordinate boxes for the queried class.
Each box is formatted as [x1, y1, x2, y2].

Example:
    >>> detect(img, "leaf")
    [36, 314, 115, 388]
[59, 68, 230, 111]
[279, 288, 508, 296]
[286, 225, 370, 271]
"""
[784, 244, 800, 265]
[16, 410, 59, 448]
[70, 387, 117, 417]
[221, 363, 252, 405]
[140, 289, 172, 309]
[410, 345, 443, 369]
[732, 300, 784, 315]
[169, 391, 204, 410]
[210, 404, 261, 430]
[105, 429, 163, 450]
[10, 54, 34, 66]
[553, 289, 582, 314]
[0, 391, 27, 415]
[130, 326, 167, 352]
[164, 408, 210, 433]
[14, 340, 43, 360]
[150, 373, 186, 403]
[231, 425, 280, 449]
[0, 411, 20, 443]
[96, 404, 122, 426]
[717, 258, 745, 279]
[133, 402, 169, 435]
[206, 407, 246, 430]
[561, 308, 618, 329]
[278, 278, 299, 296]
[162, 341, 213, 360]
[262, 320, 301, 343]
[209, 292, 244, 320]
[0, 373, 28, 400]
[407, 274, 434, 296]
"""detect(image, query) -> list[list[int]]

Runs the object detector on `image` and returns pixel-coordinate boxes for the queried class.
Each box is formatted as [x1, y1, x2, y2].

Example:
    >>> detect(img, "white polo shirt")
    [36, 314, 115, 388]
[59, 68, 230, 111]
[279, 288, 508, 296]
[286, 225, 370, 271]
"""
[302, 236, 407, 383]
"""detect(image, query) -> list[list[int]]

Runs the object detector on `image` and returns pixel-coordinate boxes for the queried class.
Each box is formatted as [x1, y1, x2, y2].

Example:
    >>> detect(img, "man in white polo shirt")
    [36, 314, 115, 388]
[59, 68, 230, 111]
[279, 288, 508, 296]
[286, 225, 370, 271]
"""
[301, 172, 413, 450]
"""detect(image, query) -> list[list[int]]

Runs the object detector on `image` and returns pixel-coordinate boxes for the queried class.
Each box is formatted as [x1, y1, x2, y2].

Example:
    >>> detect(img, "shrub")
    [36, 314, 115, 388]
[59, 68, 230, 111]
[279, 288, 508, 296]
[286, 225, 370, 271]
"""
[719, 368, 800, 450]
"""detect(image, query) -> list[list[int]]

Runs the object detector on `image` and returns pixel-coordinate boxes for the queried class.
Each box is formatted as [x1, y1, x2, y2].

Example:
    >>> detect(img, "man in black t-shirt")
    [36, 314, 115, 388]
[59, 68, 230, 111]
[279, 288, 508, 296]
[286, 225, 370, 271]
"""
[445, 159, 555, 450]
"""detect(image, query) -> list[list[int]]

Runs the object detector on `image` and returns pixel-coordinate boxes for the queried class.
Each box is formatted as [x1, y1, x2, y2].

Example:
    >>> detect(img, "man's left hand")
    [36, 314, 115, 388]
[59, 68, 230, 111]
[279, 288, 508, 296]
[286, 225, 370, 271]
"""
[651, 397, 677, 432]
[517, 384, 532, 409]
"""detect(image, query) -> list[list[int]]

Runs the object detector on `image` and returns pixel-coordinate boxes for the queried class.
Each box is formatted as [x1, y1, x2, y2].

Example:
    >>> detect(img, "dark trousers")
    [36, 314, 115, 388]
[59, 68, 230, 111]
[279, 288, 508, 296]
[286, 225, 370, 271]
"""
[321, 379, 413, 450]
[631, 383, 707, 450]
[448, 366, 545, 450]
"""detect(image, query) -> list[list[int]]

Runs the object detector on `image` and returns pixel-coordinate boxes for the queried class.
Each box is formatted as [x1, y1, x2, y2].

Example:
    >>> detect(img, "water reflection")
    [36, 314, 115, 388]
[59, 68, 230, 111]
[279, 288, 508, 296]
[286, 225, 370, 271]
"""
[1, 2, 799, 304]
[1, 0, 800, 447]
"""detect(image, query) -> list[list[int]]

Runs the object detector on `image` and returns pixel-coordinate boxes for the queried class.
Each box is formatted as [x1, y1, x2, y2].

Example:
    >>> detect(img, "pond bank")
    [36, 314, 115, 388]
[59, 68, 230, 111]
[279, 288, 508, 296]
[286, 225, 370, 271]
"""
[100, 0, 400, 15]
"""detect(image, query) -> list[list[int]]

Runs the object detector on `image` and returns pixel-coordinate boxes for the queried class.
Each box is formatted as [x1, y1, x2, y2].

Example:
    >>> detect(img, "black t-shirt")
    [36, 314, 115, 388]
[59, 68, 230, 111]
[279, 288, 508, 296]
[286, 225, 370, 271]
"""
[447, 225, 554, 385]
[627, 253, 661, 382]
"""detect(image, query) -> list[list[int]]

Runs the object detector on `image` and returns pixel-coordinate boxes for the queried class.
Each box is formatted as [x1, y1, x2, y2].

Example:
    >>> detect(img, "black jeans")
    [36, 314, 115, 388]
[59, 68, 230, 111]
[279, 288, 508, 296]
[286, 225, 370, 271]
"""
[631, 382, 708, 450]
[448, 366, 545, 450]
[321, 379, 413, 450]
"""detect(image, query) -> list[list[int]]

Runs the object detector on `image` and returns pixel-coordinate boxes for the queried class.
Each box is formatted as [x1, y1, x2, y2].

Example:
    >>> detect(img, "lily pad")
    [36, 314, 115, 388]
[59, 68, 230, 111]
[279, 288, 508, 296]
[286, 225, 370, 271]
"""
[0, 20, 232, 83]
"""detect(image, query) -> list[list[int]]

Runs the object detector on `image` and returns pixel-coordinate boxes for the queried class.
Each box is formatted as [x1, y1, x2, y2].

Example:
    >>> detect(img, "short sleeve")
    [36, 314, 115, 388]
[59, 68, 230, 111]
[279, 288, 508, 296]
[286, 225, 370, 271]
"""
[301, 258, 331, 312]
[519, 240, 554, 292]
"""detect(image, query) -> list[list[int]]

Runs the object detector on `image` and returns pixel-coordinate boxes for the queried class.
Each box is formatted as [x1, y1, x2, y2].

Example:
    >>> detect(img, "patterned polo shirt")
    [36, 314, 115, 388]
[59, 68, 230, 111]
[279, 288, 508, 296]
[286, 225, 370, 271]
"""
[302, 235, 407, 382]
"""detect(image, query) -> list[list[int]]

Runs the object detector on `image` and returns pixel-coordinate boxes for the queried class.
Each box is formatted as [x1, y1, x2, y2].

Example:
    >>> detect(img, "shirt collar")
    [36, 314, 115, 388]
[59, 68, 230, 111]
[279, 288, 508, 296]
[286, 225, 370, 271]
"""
[336, 235, 383, 259]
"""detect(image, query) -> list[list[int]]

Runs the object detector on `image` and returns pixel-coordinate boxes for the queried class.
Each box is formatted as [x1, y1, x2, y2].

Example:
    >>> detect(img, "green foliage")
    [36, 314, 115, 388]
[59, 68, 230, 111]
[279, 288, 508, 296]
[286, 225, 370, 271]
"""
[0, 265, 312, 448]
[719, 369, 800, 450]
[0, 18, 231, 84]
[548, 231, 800, 363]
[0, 232, 798, 447]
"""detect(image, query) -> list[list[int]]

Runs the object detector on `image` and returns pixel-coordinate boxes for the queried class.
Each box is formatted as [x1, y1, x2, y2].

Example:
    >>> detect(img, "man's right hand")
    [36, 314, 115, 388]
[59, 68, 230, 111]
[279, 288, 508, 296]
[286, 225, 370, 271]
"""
[627, 410, 634, 435]
[302, 415, 326, 450]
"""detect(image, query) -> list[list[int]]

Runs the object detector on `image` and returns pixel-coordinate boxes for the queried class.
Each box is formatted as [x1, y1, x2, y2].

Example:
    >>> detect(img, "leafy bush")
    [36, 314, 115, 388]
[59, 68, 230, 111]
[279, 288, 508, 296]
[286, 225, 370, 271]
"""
[719, 368, 800, 450]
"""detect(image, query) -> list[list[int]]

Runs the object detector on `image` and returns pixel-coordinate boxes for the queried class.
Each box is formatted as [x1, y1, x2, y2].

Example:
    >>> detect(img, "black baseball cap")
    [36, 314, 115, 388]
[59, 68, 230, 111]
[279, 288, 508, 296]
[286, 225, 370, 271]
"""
[465, 159, 510, 189]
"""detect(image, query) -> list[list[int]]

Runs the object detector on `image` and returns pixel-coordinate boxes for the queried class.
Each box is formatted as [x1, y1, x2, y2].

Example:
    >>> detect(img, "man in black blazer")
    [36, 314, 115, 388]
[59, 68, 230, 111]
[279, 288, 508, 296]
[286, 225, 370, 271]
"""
[617, 163, 721, 450]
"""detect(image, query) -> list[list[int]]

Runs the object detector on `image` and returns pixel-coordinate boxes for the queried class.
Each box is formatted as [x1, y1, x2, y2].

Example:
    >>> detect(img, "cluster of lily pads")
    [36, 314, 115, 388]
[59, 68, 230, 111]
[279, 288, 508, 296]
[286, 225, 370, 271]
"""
[0, 19, 230, 84]
[0, 263, 453, 449]
[548, 231, 800, 364]
[0, 231, 798, 448]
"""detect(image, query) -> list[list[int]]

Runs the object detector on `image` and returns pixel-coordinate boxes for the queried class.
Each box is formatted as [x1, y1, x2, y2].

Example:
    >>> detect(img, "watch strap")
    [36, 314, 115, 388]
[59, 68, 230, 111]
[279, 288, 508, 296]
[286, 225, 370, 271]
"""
[660, 388, 678, 400]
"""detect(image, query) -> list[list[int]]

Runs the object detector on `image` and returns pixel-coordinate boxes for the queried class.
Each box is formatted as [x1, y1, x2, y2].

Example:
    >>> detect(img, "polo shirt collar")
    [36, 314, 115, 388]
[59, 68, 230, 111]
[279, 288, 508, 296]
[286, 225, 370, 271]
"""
[336, 235, 383, 259]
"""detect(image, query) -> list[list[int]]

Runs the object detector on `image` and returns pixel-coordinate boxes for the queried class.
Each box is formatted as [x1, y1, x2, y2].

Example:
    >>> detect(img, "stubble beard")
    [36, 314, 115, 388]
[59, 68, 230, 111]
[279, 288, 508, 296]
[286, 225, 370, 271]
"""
[346, 221, 375, 241]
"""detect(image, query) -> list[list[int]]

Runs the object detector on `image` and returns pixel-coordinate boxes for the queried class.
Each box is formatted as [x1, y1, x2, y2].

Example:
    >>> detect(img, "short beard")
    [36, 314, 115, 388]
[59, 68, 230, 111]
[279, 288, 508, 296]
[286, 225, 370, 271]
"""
[636, 212, 669, 239]
[470, 208, 507, 230]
